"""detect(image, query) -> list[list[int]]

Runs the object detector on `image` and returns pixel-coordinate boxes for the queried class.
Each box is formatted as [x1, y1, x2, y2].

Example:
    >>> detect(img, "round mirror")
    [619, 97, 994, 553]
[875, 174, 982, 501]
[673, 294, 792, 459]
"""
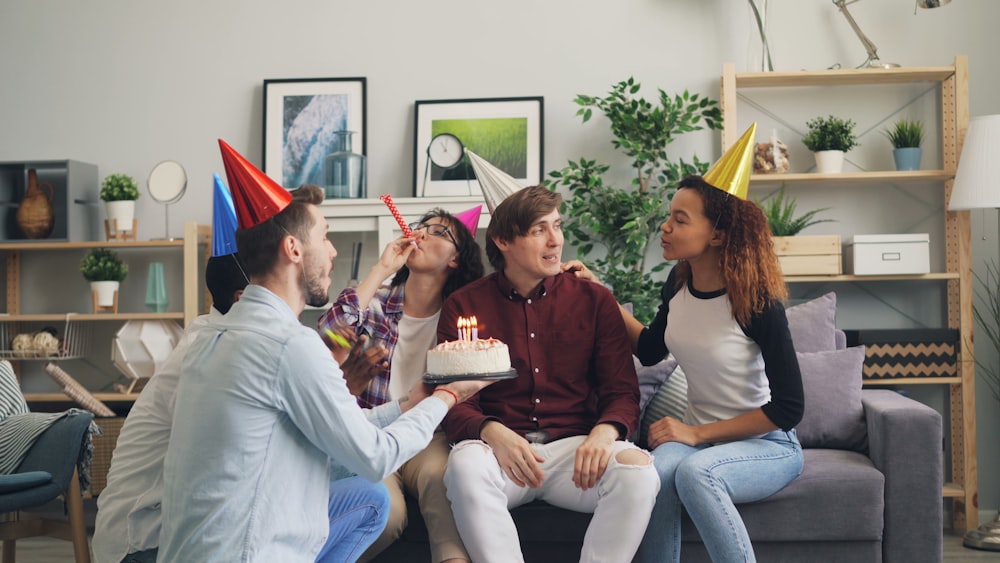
[147, 160, 187, 204]
[147, 160, 187, 239]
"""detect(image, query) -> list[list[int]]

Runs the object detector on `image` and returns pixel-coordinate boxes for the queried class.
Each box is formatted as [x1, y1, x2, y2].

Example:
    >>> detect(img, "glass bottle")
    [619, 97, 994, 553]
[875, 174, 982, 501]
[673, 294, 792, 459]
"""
[323, 131, 367, 199]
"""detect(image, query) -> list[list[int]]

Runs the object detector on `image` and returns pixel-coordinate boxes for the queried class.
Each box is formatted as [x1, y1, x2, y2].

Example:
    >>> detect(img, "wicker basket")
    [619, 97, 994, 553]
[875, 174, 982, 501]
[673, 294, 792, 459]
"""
[90, 417, 125, 495]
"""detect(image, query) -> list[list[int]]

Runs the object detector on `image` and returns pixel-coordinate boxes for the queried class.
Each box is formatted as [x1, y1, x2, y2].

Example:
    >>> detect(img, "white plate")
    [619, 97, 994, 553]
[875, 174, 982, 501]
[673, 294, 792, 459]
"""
[112, 320, 183, 380]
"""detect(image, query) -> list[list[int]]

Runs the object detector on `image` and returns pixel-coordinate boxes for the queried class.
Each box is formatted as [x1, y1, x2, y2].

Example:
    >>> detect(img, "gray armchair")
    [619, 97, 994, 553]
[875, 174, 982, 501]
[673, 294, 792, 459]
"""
[0, 411, 95, 563]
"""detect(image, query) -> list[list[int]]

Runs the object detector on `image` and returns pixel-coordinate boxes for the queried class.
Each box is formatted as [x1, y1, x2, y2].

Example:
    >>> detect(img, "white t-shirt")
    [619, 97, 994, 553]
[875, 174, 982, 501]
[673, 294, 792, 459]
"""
[388, 310, 441, 400]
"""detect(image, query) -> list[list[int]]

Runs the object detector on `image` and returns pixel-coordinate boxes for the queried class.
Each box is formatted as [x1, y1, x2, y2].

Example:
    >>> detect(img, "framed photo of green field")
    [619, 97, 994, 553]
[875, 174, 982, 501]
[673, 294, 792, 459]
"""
[413, 96, 543, 197]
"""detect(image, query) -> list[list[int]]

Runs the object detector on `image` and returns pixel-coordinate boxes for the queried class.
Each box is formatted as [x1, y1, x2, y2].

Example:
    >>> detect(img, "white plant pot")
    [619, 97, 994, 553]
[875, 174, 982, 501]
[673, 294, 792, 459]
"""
[813, 150, 845, 174]
[91, 281, 120, 307]
[105, 200, 135, 231]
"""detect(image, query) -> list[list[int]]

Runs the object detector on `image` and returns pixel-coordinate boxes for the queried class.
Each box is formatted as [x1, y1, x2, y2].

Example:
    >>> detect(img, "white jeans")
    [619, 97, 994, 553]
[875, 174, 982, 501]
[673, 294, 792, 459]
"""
[444, 435, 659, 563]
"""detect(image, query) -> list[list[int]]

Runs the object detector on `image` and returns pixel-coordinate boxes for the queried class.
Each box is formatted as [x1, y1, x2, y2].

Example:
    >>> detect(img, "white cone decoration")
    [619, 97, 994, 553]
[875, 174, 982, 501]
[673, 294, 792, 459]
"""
[466, 150, 525, 214]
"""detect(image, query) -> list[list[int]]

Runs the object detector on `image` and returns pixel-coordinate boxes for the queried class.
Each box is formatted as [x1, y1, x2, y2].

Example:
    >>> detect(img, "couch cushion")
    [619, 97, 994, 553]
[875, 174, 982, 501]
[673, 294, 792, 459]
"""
[636, 355, 677, 415]
[681, 449, 884, 543]
[786, 292, 838, 353]
[639, 361, 688, 448]
[795, 346, 867, 451]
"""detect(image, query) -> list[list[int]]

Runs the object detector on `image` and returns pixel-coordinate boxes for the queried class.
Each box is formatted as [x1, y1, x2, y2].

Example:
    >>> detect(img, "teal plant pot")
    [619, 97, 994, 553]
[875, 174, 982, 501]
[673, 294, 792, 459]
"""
[893, 147, 922, 171]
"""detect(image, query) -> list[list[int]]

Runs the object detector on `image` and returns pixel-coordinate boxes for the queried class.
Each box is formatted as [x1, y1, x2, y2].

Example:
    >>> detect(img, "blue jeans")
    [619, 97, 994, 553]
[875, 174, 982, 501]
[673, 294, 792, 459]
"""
[635, 429, 803, 563]
[315, 476, 391, 563]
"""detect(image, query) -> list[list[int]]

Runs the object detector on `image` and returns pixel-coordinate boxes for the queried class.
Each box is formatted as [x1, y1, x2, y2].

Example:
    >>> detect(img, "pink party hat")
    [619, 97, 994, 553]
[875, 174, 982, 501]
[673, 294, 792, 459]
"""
[218, 139, 293, 228]
[453, 205, 482, 237]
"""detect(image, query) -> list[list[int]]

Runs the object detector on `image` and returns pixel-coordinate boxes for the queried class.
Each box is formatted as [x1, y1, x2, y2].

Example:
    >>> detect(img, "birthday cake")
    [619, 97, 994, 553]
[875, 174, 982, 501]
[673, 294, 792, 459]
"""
[426, 338, 512, 377]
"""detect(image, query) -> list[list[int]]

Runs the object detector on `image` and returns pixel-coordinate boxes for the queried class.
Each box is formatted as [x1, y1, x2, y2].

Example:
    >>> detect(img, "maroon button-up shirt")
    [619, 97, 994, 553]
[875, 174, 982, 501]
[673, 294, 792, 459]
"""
[439, 271, 639, 443]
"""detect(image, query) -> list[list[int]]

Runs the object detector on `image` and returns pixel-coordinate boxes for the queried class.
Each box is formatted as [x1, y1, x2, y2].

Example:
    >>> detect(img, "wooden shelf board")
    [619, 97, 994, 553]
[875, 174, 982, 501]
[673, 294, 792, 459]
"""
[24, 392, 139, 402]
[863, 377, 962, 385]
[0, 240, 186, 251]
[734, 67, 955, 88]
[751, 170, 952, 185]
[0, 313, 184, 322]
[787, 273, 958, 283]
[943, 482, 965, 498]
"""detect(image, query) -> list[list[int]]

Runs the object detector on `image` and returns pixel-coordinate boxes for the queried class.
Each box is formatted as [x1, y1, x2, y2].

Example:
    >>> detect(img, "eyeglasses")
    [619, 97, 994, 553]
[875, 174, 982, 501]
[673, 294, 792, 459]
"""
[408, 221, 459, 248]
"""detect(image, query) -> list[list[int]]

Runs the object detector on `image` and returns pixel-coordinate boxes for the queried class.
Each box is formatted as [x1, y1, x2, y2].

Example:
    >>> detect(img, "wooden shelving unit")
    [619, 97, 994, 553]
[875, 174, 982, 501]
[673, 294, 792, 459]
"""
[1, 221, 210, 404]
[721, 56, 977, 530]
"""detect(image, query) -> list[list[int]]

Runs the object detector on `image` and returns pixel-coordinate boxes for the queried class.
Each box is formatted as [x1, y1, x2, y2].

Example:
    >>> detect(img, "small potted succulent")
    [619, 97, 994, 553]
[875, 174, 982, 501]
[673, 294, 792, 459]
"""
[801, 115, 859, 174]
[884, 118, 924, 171]
[81, 248, 128, 309]
[100, 173, 140, 234]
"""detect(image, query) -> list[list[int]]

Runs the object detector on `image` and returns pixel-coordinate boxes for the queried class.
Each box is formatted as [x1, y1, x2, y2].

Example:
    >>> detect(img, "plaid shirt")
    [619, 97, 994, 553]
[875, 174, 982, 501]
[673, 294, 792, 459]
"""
[318, 284, 405, 408]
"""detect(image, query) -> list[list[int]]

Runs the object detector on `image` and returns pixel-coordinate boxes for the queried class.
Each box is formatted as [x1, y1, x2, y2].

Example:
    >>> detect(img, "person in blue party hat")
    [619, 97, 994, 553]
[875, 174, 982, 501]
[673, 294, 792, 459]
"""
[92, 173, 253, 563]
[318, 204, 485, 562]
[157, 141, 497, 563]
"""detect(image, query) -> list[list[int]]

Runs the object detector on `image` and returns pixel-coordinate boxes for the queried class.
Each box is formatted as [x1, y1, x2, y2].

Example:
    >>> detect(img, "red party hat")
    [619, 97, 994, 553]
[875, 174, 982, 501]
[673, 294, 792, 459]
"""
[218, 139, 293, 228]
[453, 205, 482, 237]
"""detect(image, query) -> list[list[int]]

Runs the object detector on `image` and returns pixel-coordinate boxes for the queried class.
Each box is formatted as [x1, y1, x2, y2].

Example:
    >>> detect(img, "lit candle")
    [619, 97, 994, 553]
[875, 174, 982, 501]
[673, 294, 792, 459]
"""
[471, 316, 478, 341]
[456, 316, 465, 341]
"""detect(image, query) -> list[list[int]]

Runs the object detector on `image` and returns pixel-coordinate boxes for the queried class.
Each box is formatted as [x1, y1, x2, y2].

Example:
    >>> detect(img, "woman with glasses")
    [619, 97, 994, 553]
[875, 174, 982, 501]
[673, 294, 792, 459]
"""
[318, 207, 484, 563]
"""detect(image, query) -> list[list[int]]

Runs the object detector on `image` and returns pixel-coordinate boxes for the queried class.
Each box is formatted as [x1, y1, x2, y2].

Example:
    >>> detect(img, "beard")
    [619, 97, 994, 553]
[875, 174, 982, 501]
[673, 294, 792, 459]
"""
[300, 251, 331, 308]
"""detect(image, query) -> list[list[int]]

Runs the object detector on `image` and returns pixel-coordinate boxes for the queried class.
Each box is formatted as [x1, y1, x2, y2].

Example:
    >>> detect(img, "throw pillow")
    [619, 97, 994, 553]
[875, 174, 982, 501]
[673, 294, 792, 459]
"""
[639, 359, 688, 449]
[786, 292, 838, 353]
[795, 346, 867, 451]
[636, 355, 677, 414]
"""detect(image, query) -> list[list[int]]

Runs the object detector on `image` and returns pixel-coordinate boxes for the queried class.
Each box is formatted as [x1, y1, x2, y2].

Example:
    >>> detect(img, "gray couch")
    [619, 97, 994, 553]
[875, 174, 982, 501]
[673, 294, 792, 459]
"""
[372, 293, 944, 562]
[372, 388, 943, 563]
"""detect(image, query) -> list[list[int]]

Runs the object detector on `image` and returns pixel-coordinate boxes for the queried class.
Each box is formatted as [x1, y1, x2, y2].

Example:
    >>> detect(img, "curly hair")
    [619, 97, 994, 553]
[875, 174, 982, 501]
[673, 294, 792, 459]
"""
[391, 208, 484, 299]
[671, 176, 787, 327]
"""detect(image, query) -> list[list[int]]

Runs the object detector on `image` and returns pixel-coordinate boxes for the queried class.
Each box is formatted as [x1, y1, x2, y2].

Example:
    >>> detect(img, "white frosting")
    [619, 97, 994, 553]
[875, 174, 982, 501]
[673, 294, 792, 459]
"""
[426, 338, 511, 376]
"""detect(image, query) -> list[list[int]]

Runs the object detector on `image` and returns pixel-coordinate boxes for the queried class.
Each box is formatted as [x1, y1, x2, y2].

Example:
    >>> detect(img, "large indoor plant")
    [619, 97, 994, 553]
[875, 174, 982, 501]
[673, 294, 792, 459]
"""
[802, 115, 859, 174]
[546, 77, 722, 322]
[884, 118, 924, 171]
[100, 172, 140, 232]
[81, 248, 128, 308]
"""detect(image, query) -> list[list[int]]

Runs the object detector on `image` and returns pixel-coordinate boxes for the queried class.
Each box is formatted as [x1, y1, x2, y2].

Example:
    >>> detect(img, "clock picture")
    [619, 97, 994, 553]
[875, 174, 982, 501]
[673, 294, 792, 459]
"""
[428, 133, 465, 169]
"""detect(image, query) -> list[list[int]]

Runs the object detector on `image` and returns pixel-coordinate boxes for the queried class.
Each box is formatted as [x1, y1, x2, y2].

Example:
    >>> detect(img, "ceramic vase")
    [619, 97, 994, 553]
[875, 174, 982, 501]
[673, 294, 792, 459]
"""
[323, 131, 366, 199]
[145, 262, 169, 312]
[813, 150, 845, 174]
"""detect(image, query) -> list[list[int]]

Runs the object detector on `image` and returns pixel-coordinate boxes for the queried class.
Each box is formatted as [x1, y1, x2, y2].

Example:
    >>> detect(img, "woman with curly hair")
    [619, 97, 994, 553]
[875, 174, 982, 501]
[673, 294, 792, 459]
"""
[318, 207, 484, 563]
[565, 172, 804, 562]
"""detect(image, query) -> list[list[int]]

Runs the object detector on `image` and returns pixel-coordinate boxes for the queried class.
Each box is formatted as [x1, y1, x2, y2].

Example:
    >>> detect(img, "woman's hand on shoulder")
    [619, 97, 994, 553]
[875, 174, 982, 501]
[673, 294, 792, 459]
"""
[561, 260, 601, 284]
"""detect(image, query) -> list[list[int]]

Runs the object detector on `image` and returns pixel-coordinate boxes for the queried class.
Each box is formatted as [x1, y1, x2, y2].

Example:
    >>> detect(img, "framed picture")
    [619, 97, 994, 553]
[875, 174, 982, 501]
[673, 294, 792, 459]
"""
[413, 96, 543, 197]
[262, 77, 367, 188]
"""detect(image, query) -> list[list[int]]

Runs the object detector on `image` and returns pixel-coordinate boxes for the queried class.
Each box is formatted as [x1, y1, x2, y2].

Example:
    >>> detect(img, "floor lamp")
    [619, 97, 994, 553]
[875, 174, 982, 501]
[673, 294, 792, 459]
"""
[948, 113, 1000, 552]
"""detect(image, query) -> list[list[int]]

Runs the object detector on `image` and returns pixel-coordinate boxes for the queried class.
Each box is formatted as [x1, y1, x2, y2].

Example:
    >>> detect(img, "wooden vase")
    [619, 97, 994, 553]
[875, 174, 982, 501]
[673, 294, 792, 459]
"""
[16, 168, 55, 239]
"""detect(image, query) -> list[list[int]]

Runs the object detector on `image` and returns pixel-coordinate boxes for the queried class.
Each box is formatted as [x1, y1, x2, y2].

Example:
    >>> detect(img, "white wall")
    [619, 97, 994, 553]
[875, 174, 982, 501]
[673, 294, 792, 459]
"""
[2, 0, 999, 519]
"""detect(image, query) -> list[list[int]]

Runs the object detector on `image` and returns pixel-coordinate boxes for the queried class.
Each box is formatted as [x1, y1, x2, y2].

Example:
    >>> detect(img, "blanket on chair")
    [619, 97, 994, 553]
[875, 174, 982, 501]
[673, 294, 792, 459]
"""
[0, 360, 96, 491]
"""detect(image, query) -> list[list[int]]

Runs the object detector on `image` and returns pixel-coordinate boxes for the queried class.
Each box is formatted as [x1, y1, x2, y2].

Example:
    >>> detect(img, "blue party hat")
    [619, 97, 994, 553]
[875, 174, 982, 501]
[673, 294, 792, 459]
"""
[212, 173, 239, 257]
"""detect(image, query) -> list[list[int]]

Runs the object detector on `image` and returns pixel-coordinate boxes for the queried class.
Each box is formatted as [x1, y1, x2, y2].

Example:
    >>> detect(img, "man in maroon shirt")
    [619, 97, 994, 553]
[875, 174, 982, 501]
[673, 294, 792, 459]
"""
[439, 185, 659, 563]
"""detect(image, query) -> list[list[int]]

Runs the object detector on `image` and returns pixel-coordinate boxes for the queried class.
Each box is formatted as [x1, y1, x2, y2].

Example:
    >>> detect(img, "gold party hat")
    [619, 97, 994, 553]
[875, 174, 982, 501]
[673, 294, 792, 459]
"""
[703, 123, 757, 200]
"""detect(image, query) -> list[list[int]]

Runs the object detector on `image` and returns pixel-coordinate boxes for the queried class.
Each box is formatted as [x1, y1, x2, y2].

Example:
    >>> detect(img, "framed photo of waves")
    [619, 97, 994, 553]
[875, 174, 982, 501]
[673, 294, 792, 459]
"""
[262, 77, 367, 189]
[413, 96, 543, 197]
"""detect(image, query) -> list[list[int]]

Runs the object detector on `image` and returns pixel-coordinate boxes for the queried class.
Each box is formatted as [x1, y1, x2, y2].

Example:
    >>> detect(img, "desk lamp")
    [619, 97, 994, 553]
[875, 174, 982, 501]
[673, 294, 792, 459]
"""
[832, 0, 951, 69]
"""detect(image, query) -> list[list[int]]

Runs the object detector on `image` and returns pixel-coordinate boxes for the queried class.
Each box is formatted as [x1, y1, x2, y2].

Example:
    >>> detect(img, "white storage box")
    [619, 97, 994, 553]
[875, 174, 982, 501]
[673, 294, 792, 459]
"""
[846, 234, 930, 275]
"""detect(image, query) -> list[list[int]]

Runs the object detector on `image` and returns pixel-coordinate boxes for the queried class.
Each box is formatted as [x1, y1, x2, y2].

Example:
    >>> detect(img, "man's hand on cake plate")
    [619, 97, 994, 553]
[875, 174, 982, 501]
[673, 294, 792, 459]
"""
[339, 335, 388, 397]
[435, 378, 499, 405]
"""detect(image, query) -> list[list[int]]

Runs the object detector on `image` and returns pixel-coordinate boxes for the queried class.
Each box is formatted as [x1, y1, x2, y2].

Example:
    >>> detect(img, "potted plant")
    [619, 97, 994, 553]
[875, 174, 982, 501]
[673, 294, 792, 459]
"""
[81, 248, 128, 309]
[755, 186, 841, 276]
[884, 118, 924, 171]
[101, 173, 140, 234]
[801, 115, 859, 174]
[547, 77, 722, 322]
